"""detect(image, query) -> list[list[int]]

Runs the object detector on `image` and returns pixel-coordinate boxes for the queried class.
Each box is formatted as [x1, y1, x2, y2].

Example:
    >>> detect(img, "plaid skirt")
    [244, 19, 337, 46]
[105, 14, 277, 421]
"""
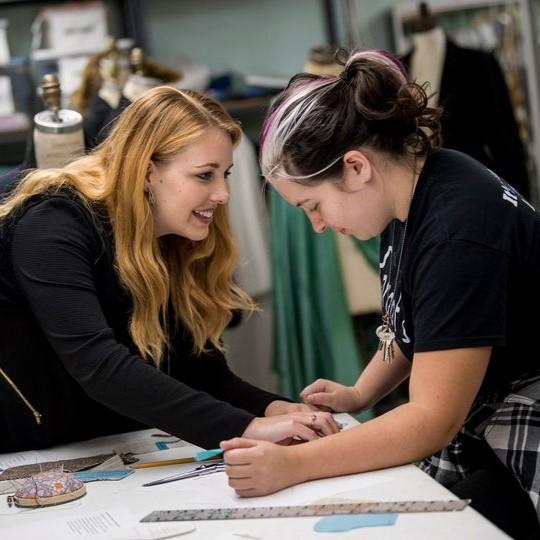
[419, 373, 540, 518]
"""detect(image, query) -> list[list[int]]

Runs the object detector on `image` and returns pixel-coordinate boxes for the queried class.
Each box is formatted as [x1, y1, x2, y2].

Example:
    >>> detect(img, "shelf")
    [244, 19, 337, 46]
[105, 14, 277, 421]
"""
[31, 46, 105, 62]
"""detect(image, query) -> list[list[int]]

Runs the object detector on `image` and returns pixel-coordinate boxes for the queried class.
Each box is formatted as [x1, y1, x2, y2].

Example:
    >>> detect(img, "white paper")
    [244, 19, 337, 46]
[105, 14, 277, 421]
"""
[57, 55, 91, 107]
[0, 19, 15, 115]
[45, 2, 107, 55]
[1, 508, 135, 539]
[30, 429, 200, 463]
[0, 450, 43, 472]
[105, 524, 196, 540]
[215, 534, 265, 540]
[0, 19, 10, 62]
[66, 510, 126, 535]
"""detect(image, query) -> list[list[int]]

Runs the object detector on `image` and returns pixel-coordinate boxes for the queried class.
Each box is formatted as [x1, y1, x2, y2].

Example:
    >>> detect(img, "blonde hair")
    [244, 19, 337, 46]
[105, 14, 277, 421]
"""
[0, 86, 253, 364]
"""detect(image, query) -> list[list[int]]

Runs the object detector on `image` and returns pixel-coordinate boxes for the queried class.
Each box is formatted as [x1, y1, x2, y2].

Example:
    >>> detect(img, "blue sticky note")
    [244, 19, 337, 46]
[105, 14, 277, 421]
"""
[314, 513, 398, 533]
[195, 448, 224, 462]
[73, 469, 134, 482]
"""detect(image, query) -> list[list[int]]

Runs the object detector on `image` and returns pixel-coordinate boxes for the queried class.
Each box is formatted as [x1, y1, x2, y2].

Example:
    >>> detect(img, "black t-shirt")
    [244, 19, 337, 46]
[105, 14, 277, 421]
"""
[380, 149, 540, 397]
[0, 191, 284, 452]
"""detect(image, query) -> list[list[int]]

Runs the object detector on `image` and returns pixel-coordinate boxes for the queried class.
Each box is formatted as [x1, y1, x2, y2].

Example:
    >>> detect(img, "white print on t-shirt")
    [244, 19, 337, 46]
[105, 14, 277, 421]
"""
[380, 244, 411, 344]
[488, 168, 536, 211]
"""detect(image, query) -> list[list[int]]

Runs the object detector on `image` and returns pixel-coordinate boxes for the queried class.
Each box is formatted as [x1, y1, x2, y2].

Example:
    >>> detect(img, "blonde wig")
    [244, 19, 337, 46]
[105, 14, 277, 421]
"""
[71, 51, 180, 115]
[0, 86, 253, 364]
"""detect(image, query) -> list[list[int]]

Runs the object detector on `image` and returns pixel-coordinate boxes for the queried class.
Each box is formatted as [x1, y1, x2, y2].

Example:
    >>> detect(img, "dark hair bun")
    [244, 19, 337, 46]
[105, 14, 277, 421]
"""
[261, 48, 442, 183]
[343, 50, 442, 156]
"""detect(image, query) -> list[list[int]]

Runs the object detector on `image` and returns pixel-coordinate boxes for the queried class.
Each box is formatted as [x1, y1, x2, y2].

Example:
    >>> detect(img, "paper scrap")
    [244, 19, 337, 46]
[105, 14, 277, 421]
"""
[0, 451, 43, 472]
[0, 454, 115, 480]
[92, 454, 129, 471]
[66, 511, 125, 535]
[314, 513, 398, 533]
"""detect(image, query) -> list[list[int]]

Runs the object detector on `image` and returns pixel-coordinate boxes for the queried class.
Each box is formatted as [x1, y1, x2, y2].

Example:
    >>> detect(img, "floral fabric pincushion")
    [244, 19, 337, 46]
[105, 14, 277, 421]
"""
[11, 469, 86, 507]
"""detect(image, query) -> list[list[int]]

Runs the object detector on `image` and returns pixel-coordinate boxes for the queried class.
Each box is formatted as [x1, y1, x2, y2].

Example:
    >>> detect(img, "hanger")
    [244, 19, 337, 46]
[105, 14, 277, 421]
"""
[412, 2, 437, 33]
[130, 47, 146, 77]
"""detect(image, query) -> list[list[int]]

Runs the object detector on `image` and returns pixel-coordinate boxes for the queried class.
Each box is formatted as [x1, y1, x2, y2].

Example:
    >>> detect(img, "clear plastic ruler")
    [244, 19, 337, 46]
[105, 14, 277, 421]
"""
[141, 499, 471, 522]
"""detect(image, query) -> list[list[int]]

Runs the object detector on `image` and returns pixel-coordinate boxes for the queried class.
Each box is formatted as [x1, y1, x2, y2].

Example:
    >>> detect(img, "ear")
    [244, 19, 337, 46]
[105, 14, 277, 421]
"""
[145, 160, 158, 190]
[342, 149, 372, 191]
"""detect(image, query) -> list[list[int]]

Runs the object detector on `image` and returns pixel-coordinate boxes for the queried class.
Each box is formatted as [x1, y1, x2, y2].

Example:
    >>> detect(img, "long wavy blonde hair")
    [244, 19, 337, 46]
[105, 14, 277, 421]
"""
[0, 86, 254, 364]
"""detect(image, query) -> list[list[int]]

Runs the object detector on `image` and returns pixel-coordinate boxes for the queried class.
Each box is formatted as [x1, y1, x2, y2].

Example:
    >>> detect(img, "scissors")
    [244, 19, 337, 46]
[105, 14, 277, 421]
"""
[142, 461, 226, 487]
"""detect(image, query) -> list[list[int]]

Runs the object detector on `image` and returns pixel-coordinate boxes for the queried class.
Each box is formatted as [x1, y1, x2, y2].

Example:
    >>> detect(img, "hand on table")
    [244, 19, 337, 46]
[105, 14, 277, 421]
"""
[221, 438, 300, 497]
[300, 378, 363, 412]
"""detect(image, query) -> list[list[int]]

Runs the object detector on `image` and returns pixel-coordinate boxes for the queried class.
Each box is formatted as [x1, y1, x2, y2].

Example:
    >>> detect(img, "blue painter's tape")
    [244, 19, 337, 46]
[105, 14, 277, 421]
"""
[314, 513, 398, 533]
[195, 448, 225, 462]
[73, 470, 134, 482]
[155, 440, 181, 451]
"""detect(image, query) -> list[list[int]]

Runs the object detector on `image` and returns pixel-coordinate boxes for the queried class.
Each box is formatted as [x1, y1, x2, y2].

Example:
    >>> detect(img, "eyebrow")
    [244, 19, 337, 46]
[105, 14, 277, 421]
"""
[295, 199, 310, 207]
[194, 162, 234, 169]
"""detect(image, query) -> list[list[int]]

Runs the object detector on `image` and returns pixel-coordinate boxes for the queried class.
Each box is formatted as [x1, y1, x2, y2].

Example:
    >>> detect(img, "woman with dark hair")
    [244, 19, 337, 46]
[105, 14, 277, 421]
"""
[222, 50, 540, 538]
[0, 86, 340, 454]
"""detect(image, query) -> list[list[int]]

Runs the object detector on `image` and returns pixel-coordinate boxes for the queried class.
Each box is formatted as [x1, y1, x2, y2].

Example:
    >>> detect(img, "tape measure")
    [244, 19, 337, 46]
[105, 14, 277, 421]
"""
[141, 499, 471, 522]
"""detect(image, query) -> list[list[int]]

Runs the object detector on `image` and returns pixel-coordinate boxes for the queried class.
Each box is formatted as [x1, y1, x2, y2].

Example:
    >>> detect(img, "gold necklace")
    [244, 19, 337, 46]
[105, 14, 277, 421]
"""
[376, 165, 419, 364]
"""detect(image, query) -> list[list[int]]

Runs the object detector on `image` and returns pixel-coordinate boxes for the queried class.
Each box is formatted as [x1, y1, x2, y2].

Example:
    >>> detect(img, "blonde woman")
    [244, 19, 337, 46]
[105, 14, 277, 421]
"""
[0, 86, 339, 453]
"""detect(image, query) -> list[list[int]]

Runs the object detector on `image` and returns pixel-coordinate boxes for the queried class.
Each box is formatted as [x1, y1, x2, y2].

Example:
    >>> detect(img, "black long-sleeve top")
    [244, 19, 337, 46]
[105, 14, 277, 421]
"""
[0, 190, 284, 452]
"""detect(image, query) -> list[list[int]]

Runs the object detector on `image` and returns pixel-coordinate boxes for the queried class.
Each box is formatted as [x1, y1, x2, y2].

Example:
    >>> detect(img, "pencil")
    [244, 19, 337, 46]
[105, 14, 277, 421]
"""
[131, 457, 196, 469]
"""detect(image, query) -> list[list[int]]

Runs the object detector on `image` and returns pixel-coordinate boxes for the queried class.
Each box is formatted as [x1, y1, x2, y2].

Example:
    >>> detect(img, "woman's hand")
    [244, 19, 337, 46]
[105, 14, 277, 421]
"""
[242, 411, 340, 444]
[300, 379, 363, 412]
[221, 438, 301, 497]
[264, 400, 318, 416]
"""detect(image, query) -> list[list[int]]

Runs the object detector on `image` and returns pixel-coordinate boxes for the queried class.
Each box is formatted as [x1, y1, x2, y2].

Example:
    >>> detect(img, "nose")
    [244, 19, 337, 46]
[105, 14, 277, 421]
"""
[308, 213, 327, 234]
[210, 178, 230, 205]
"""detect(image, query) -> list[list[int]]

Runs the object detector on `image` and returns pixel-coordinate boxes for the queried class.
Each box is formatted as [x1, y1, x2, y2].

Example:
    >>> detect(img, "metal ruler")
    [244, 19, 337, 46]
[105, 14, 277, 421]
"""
[141, 499, 471, 522]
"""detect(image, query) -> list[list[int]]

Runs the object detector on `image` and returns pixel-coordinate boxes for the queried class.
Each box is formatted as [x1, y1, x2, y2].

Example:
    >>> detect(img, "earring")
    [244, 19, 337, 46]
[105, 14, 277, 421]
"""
[147, 189, 156, 205]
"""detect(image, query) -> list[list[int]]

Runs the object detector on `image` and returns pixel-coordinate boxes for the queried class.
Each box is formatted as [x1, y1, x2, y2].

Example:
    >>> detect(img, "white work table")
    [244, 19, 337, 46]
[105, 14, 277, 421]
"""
[0, 414, 509, 539]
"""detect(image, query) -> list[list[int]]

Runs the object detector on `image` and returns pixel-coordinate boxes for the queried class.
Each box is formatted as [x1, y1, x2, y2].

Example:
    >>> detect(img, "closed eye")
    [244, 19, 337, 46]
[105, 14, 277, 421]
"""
[198, 168, 232, 182]
[197, 171, 213, 181]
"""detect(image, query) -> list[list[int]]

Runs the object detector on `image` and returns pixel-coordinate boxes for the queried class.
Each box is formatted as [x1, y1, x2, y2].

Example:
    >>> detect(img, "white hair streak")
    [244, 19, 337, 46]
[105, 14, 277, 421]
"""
[261, 78, 338, 178]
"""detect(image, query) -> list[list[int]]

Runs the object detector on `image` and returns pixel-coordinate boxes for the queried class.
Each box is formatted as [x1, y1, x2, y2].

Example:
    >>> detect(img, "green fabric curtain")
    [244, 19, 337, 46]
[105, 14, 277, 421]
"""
[270, 191, 376, 422]
[351, 237, 380, 272]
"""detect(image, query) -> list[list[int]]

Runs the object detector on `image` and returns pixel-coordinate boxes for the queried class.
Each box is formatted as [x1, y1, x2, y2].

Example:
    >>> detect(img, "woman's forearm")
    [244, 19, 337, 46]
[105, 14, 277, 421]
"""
[353, 348, 411, 410]
[290, 401, 448, 482]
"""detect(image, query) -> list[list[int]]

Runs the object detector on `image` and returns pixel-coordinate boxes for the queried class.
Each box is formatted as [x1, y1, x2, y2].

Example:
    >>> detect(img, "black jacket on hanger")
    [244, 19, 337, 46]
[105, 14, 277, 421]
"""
[0, 135, 36, 195]
[84, 95, 131, 150]
[402, 39, 530, 199]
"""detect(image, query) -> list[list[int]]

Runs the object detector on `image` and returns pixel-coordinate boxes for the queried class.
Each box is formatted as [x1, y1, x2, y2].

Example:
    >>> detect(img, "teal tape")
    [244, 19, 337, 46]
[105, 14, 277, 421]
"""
[195, 448, 224, 462]
[73, 470, 134, 482]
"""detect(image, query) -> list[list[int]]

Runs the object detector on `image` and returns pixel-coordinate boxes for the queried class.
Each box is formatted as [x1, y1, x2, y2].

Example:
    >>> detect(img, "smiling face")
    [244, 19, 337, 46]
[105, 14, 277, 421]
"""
[270, 150, 395, 240]
[146, 128, 233, 240]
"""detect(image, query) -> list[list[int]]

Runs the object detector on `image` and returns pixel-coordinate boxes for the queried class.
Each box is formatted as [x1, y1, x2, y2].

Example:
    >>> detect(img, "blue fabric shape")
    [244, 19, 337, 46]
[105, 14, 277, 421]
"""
[195, 448, 224, 461]
[155, 439, 181, 450]
[73, 470, 134, 482]
[314, 513, 398, 533]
